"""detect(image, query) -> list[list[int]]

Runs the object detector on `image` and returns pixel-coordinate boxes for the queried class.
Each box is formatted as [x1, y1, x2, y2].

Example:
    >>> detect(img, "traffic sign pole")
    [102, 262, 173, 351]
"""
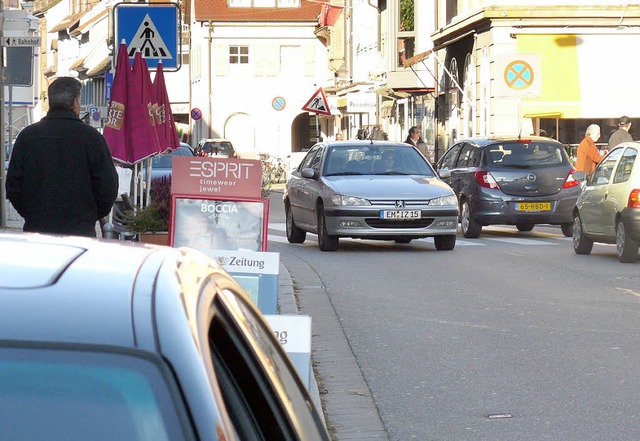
[0, 2, 6, 227]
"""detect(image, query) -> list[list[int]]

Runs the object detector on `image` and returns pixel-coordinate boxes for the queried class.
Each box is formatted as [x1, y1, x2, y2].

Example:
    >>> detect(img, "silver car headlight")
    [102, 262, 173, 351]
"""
[429, 194, 458, 206]
[330, 195, 371, 206]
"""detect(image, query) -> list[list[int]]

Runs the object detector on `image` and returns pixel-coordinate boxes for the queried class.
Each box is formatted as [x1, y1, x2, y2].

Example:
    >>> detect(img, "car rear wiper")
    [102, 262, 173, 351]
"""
[501, 164, 531, 169]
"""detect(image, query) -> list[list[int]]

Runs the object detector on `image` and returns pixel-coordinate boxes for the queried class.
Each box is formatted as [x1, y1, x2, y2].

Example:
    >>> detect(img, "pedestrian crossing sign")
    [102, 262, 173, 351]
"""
[302, 87, 331, 116]
[114, 3, 180, 70]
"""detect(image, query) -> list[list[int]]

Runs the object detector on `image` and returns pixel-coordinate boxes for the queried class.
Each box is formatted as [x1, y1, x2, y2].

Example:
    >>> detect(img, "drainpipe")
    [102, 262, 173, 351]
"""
[208, 20, 212, 139]
[0, 1, 5, 227]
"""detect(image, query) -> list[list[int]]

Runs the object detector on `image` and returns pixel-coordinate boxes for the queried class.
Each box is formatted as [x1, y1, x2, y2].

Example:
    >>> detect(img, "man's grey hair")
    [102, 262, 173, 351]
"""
[585, 124, 600, 137]
[48, 76, 82, 111]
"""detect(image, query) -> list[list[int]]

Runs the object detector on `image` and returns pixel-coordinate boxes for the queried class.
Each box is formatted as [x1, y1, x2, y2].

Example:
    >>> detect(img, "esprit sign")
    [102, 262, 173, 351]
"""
[172, 157, 262, 197]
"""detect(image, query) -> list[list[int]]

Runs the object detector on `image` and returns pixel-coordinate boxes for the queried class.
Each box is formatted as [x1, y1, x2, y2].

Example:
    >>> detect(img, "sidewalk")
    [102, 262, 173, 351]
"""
[1, 199, 23, 231]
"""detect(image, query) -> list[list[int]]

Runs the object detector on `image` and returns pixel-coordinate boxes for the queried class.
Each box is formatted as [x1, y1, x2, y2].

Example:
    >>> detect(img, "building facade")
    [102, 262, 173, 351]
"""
[432, 1, 640, 153]
[189, 0, 331, 158]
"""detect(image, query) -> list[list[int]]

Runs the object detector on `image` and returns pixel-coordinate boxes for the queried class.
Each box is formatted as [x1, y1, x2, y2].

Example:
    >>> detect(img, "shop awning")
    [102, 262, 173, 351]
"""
[50, 10, 89, 33]
[86, 57, 110, 76]
[516, 33, 640, 119]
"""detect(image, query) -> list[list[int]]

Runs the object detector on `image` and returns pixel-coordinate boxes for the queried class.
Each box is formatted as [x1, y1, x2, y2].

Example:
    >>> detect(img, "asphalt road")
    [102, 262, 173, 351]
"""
[267, 189, 640, 441]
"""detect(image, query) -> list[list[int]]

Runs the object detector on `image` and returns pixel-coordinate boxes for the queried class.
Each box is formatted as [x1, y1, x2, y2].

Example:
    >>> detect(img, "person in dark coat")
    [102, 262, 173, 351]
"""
[6, 76, 118, 237]
[405, 126, 432, 162]
[607, 115, 633, 150]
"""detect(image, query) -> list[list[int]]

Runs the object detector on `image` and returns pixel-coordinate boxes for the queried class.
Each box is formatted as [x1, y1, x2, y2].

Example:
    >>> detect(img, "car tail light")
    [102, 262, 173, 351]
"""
[474, 170, 500, 189]
[629, 189, 640, 208]
[562, 169, 580, 188]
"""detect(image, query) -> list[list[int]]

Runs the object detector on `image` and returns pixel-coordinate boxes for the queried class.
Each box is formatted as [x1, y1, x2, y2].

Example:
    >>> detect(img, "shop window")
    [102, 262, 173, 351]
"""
[398, 0, 415, 67]
[229, 46, 249, 64]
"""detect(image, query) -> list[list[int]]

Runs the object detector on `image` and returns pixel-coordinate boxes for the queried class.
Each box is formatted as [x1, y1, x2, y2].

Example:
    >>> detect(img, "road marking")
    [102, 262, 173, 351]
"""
[268, 227, 564, 247]
[490, 237, 559, 246]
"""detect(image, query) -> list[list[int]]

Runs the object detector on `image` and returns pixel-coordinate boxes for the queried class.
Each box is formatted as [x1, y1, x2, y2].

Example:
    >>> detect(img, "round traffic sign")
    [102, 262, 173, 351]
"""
[272, 96, 286, 111]
[503, 60, 534, 91]
[92, 111, 101, 121]
[191, 107, 202, 120]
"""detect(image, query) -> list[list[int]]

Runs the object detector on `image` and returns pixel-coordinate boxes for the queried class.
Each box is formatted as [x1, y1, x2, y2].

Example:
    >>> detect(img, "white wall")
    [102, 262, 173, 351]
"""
[190, 21, 330, 158]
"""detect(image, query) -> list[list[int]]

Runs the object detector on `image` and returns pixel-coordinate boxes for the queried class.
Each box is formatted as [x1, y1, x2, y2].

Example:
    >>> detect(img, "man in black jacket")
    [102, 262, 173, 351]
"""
[6, 77, 118, 237]
[607, 115, 633, 150]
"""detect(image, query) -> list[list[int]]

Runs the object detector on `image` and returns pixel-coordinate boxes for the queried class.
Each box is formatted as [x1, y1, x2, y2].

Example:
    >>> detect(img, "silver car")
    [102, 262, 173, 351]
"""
[0, 233, 330, 440]
[283, 141, 459, 251]
[573, 141, 640, 263]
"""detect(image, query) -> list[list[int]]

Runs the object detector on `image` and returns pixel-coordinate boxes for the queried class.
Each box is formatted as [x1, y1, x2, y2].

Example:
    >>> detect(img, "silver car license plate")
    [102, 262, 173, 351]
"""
[380, 210, 421, 220]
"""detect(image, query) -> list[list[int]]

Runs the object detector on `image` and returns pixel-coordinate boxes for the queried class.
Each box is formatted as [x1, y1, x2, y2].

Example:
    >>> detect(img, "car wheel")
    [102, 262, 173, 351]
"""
[285, 203, 306, 244]
[460, 200, 482, 238]
[394, 237, 412, 244]
[434, 235, 456, 250]
[561, 222, 574, 237]
[317, 204, 339, 251]
[573, 214, 593, 255]
[516, 223, 534, 232]
[616, 219, 639, 263]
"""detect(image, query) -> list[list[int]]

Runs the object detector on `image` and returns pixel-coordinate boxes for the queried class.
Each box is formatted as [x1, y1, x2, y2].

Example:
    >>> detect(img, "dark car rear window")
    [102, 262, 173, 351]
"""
[203, 142, 233, 154]
[485, 142, 568, 168]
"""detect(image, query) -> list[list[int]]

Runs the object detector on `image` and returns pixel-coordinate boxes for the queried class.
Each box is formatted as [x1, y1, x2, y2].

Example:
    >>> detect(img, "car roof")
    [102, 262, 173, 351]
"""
[200, 138, 232, 143]
[321, 140, 415, 148]
[453, 136, 563, 147]
[0, 233, 228, 350]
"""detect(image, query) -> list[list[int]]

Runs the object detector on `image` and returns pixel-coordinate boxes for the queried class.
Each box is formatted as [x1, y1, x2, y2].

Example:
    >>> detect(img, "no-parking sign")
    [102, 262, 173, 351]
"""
[191, 107, 202, 120]
[496, 53, 541, 98]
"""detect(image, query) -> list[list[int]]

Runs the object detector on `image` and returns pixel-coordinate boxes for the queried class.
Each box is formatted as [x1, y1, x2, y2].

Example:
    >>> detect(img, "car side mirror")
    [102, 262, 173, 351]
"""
[574, 171, 586, 181]
[301, 168, 317, 179]
[438, 169, 451, 179]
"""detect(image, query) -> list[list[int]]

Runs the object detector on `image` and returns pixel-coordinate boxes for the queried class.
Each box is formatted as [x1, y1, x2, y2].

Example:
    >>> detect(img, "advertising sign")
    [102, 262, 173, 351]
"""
[171, 156, 262, 198]
[170, 196, 269, 252]
[209, 250, 280, 315]
[265, 315, 312, 388]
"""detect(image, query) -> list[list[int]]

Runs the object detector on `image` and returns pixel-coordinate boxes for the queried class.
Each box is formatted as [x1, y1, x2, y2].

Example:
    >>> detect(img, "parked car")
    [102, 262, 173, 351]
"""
[150, 142, 194, 181]
[195, 138, 237, 158]
[0, 232, 330, 440]
[283, 141, 459, 251]
[434, 136, 580, 238]
[573, 141, 640, 262]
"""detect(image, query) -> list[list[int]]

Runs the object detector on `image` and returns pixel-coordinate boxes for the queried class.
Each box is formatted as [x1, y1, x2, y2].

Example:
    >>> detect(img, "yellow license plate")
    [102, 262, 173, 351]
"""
[516, 202, 551, 212]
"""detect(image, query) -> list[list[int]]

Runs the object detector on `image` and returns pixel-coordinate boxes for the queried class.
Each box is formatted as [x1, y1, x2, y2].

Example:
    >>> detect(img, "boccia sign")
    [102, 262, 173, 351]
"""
[191, 107, 202, 120]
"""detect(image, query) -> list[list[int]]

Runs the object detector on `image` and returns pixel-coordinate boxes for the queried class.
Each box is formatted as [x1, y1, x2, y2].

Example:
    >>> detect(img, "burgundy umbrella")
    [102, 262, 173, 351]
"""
[151, 60, 180, 154]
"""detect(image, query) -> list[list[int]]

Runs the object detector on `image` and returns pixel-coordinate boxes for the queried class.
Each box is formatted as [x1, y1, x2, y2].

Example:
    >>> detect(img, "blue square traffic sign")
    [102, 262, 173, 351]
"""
[114, 3, 180, 70]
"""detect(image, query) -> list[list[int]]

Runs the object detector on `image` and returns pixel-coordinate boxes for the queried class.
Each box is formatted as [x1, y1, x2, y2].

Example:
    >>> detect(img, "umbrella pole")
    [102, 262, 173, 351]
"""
[146, 157, 152, 207]
[133, 162, 139, 210]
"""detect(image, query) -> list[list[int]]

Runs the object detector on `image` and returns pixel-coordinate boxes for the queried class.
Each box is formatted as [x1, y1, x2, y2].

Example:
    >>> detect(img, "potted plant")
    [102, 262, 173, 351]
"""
[124, 176, 171, 245]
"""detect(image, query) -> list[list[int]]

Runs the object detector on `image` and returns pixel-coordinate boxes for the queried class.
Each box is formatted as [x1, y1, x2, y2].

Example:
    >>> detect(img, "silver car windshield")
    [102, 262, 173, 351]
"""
[486, 142, 567, 168]
[324, 145, 435, 177]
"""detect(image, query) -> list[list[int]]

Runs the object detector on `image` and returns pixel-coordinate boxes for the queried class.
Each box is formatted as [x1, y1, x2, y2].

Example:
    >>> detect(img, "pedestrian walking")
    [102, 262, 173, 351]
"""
[405, 126, 433, 162]
[6, 76, 118, 237]
[607, 115, 633, 149]
[575, 124, 607, 175]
